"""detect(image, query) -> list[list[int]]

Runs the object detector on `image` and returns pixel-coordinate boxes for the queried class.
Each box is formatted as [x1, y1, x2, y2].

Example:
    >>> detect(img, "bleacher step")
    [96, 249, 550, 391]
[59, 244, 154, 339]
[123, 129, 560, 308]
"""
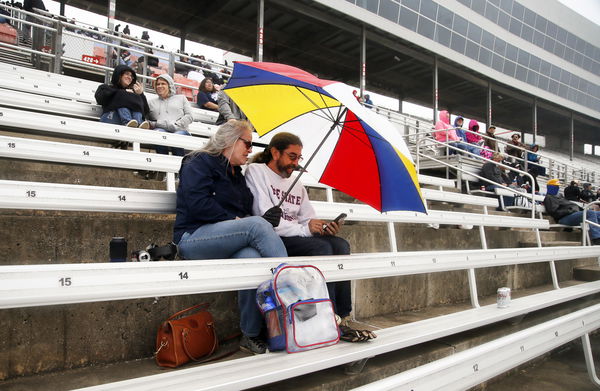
[573, 265, 600, 282]
[0, 282, 596, 391]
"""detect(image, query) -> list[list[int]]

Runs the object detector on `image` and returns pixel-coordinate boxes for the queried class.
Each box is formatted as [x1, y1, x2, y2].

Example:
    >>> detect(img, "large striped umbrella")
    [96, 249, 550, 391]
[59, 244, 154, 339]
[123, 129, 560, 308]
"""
[223, 62, 426, 213]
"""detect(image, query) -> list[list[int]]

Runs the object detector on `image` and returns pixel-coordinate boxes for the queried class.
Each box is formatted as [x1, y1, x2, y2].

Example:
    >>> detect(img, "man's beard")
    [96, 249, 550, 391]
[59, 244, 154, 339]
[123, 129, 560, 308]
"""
[277, 160, 296, 178]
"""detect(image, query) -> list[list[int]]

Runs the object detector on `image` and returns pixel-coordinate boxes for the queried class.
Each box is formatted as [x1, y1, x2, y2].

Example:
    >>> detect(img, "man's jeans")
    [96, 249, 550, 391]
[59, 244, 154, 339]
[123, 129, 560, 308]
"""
[178, 216, 287, 337]
[100, 108, 142, 125]
[559, 210, 600, 239]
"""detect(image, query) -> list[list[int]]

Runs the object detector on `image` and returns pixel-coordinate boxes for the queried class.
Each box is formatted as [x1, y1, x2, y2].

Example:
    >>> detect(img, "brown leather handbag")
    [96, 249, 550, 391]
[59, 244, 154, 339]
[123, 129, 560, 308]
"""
[155, 303, 218, 368]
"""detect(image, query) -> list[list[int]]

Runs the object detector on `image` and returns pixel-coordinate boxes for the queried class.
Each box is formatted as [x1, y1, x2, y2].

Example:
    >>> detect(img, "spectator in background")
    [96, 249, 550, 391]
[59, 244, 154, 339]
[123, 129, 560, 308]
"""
[453, 116, 480, 157]
[505, 133, 524, 162]
[352, 90, 363, 104]
[173, 120, 287, 355]
[580, 183, 597, 203]
[433, 110, 467, 154]
[122, 24, 130, 35]
[453, 116, 466, 142]
[141, 30, 150, 41]
[364, 94, 373, 108]
[466, 119, 483, 145]
[544, 193, 600, 245]
[147, 74, 193, 157]
[481, 152, 509, 190]
[526, 143, 545, 192]
[95, 64, 149, 129]
[23, 0, 46, 38]
[563, 180, 581, 201]
[216, 90, 247, 125]
[196, 77, 219, 112]
[481, 152, 514, 208]
[484, 125, 498, 152]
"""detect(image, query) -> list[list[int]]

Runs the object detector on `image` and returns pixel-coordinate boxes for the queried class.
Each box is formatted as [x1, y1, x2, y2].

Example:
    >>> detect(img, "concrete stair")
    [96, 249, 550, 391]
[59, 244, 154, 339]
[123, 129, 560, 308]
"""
[573, 265, 600, 282]
[0, 283, 597, 391]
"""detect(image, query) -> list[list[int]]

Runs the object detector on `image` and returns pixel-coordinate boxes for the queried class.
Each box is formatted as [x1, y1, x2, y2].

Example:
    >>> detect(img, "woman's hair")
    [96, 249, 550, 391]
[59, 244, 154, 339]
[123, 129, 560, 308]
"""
[200, 77, 214, 92]
[194, 120, 252, 156]
[251, 132, 302, 164]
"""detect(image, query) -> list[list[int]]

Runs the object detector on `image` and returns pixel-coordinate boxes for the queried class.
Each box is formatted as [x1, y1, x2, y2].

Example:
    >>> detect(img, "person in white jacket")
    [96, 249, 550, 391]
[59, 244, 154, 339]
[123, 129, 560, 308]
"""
[245, 132, 376, 343]
[147, 74, 193, 156]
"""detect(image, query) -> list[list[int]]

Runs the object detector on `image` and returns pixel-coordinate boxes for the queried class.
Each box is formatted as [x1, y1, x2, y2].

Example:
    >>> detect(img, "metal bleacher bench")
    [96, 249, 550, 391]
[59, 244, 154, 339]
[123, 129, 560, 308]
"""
[2, 247, 599, 390]
[0, 63, 219, 124]
[352, 302, 600, 390]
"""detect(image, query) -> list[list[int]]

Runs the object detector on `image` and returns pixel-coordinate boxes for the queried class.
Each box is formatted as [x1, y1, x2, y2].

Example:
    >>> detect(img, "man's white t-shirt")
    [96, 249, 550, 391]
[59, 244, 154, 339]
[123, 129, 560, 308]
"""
[245, 163, 315, 237]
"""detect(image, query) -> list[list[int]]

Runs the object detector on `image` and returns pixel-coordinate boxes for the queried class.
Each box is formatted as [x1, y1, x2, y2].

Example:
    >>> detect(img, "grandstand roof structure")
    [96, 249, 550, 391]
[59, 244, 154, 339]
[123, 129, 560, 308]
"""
[62, 0, 599, 151]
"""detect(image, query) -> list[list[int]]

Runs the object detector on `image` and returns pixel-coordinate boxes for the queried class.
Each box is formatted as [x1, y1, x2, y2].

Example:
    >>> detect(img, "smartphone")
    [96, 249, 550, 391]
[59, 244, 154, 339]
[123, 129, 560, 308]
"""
[332, 213, 347, 224]
[323, 213, 347, 230]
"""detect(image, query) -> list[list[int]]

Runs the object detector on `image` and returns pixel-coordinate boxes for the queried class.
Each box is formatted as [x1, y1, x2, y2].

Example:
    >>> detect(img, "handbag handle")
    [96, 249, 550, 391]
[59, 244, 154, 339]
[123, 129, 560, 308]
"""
[182, 322, 219, 362]
[167, 302, 210, 321]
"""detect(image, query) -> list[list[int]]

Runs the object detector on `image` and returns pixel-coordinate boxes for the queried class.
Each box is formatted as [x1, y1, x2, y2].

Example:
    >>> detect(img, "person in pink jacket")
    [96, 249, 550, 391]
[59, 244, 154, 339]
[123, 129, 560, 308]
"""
[434, 110, 467, 154]
[466, 119, 483, 144]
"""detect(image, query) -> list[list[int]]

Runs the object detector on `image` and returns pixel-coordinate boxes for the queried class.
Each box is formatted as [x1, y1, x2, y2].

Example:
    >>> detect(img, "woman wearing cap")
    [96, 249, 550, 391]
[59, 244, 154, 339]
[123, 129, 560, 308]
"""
[147, 74, 193, 156]
[484, 125, 498, 152]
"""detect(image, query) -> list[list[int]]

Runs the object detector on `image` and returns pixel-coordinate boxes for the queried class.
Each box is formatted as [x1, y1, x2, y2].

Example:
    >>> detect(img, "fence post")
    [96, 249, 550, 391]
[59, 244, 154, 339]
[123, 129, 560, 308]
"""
[168, 51, 175, 78]
[52, 20, 62, 74]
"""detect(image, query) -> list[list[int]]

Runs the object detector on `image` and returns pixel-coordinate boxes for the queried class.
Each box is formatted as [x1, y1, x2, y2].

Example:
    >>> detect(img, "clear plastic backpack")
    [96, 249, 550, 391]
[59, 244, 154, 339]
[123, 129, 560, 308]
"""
[256, 263, 339, 353]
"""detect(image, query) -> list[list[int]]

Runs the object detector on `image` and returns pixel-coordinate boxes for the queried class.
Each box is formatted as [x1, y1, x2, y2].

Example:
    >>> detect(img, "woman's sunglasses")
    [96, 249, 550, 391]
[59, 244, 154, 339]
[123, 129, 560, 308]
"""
[238, 137, 252, 149]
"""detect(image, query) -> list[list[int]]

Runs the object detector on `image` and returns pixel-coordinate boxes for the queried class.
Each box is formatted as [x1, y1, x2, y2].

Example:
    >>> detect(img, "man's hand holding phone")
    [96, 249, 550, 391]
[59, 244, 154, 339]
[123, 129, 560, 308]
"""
[322, 213, 347, 236]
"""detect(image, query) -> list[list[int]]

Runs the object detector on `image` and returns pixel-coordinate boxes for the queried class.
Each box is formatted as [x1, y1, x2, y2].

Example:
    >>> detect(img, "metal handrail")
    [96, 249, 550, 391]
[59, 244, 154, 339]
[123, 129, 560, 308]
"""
[581, 200, 600, 246]
[415, 136, 538, 218]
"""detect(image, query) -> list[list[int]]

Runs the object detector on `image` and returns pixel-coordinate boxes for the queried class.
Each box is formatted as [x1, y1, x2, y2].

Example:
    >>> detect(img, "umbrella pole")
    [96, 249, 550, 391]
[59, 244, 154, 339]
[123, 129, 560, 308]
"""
[277, 107, 348, 208]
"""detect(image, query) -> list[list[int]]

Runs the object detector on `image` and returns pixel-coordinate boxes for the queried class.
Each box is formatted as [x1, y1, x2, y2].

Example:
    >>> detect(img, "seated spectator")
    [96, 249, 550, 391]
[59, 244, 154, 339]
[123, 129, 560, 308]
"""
[481, 152, 509, 190]
[245, 132, 376, 343]
[216, 90, 247, 125]
[453, 116, 465, 138]
[480, 152, 513, 208]
[580, 183, 597, 203]
[505, 133, 523, 162]
[364, 94, 373, 108]
[466, 119, 483, 145]
[526, 143, 545, 191]
[563, 180, 581, 201]
[544, 193, 600, 245]
[433, 110, 467, 154]
[453, 116, 480, 157]
[484, 125, 498, 152]
[174, 120, 287, 355]
[352, 90, 363, 104]
[196, 77, 219, 112]
[147, 74, 193, 157]
[95, 64, 149, 129]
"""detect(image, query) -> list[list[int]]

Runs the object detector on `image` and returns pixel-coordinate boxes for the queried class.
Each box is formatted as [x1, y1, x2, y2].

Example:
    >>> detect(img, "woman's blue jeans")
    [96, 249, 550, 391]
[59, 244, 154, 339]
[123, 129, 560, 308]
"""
[559, 211, 600, 239]
[178, 216, 287, 337]
[154, 128, 190, 156]
[100, 108, 142, 125]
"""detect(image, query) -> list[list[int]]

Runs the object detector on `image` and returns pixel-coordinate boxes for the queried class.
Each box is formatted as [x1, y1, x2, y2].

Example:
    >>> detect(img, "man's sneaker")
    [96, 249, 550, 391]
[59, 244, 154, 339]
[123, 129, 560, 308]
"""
[125, 119, 138, 127]
[138, 120, 150, 129]
[239, 335, 267, 355]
